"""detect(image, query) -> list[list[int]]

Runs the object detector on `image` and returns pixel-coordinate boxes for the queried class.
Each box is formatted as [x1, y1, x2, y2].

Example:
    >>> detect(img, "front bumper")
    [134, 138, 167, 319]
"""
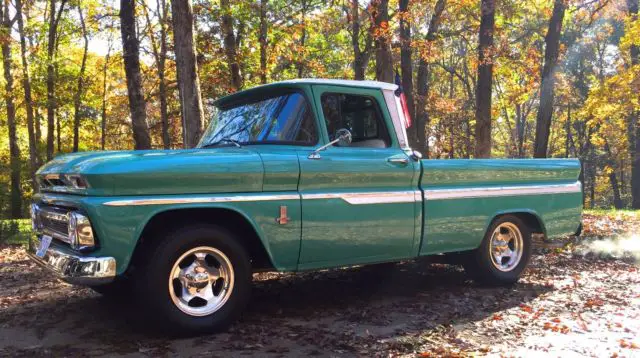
[26, 235, 116, 286]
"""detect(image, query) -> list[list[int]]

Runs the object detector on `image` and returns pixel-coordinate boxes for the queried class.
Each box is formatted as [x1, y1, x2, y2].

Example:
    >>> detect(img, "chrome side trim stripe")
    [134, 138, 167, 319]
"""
[103, 194, 300, 207]
[102, 182, 580, 207]
[424, 181, 582, 200]
[301, 191, 418, 205]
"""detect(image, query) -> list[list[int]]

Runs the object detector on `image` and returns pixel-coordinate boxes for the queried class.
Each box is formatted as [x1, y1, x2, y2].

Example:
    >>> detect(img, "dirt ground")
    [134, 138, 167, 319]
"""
[1, 213, 639, 357]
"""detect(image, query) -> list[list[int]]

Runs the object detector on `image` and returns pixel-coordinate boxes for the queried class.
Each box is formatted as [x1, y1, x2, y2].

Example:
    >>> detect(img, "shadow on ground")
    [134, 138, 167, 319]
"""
[0, 250, 552, 356]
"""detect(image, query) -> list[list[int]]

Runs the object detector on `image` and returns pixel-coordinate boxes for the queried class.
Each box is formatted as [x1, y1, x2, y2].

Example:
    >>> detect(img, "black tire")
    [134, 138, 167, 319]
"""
[135, 225, 252, 335]
[462, 215, 532, 285]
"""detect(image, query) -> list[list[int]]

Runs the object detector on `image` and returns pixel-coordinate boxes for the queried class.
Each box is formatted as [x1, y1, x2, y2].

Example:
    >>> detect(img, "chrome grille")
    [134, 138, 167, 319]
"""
[34, 205, 72, 244]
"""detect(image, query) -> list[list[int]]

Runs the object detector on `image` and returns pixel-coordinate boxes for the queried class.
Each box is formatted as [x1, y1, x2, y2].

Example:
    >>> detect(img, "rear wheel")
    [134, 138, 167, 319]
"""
[136, 225, 251, 334]
[463, 215, 531, 285]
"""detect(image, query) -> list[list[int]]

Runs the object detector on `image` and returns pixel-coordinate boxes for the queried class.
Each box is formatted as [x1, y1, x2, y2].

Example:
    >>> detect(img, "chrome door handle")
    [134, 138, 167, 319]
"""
[387, 157, 409, 165]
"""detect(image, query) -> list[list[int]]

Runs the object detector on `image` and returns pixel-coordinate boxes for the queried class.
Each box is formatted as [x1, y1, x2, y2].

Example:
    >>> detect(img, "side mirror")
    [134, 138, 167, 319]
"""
[308, 128, 352, 160]
[334, 128, 352, 147]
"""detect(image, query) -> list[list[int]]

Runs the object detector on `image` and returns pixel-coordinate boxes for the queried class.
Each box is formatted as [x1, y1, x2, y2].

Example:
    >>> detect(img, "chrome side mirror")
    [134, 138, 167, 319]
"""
[308, 128, 352, 160]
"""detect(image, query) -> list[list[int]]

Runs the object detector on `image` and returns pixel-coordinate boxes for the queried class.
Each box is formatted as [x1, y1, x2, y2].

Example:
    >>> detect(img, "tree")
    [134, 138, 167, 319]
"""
[120, 0, 152, 149]
[143, 0, 171, 149]
[259, 0, 268, 84]
[533, 0, 566, 158]
[221, 0, 243, 89]
[72, 3, 89, 152]
[474, 0, 495, 158]
[629, 0, 640, 208]
[16, 0, 38, 184]
[399, 0, 415, 122]
[348, 0, 373, 81]
[46, 0, 66, 160]
[415, 0, 446, 155]
[372, 0, 393, 83]
[1, 0, 22, 218]
[171, 0, 204, 148]
[101, 43, 112, 151]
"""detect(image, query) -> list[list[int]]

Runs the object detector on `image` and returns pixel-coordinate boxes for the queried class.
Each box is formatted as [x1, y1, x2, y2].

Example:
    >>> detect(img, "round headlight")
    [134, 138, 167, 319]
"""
[67, 212, 95, 250]
[68, 212, 78, 247]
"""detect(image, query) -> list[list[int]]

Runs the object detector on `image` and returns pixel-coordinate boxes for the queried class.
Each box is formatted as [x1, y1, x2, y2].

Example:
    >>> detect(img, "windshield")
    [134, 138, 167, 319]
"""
[198, 92, 318, 147]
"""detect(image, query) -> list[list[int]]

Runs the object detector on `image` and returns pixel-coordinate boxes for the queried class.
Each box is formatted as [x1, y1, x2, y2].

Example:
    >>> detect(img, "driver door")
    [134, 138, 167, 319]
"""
[296, 85, 419, 270]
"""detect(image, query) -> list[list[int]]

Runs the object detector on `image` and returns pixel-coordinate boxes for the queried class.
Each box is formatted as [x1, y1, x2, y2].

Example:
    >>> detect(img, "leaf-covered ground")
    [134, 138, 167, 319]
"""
[0, 211, 639, 357]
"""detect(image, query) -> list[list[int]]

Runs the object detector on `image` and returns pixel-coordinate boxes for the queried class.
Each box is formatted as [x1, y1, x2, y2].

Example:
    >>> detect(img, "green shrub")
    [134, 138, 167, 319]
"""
[0, 219, 32, 245]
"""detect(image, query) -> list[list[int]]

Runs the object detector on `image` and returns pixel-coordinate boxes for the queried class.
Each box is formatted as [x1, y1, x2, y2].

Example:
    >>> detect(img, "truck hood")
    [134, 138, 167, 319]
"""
[37, 149, 264, 196]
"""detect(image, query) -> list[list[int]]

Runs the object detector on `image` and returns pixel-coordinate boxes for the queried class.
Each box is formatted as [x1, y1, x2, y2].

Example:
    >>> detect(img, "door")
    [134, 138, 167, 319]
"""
[297, 85, 420, 269]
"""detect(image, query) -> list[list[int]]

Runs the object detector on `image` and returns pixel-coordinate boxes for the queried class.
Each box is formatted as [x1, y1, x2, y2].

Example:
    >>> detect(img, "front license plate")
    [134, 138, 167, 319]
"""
[36, 235, 52, 258]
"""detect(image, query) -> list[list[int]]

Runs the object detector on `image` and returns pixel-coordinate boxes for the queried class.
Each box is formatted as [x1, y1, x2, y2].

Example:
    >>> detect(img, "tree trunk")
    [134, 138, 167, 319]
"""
[565, 104, 571, 158]
[372, 0, 393, 83]
[143, 0, 171, 149]
[171, 0, 205, 148]
[221, 0, 243, 90]
[2, 1, 23, 218]
[46, 0, 66, 160]
[72, 4, 89, 152]
[399, 0, 415, 125]
[604, 140, 624, 209]
[533, 0, 566, 158]
[158, 0, 170, 149]
[414, 0, 446, 156]
[474, 0, 495, 158]
[120, 0, 152, 149]
[259, 0, 268, 84]
[629, 0, 640, 208]
[350, 0, 372, 81]
[296, 0, 307, 78]
[101, 47, 111, 151]
[16, 0, 38, 184]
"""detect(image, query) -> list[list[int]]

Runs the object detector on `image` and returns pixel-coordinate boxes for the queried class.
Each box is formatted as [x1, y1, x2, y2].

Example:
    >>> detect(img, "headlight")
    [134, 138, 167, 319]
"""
[68, 212, 95, 250]
[63, 174, 89, 189]
[30, 204, 42, 232]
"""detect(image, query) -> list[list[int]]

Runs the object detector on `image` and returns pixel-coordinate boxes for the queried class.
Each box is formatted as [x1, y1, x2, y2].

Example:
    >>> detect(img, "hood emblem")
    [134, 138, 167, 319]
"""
[276, 206, 290, 225]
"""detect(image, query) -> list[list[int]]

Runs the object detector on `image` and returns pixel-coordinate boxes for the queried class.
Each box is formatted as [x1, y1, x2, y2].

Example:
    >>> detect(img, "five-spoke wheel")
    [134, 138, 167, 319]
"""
[135, 225, 251, 334]
[169, 247, 235, 317]
[463, 215, 532, 285]
[489, 222, 524, 272]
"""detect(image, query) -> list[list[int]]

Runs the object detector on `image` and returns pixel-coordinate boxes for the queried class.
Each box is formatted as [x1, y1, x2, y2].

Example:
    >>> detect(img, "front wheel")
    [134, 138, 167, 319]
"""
[136, 225, 251, 334]
[463, 215, 532, 285]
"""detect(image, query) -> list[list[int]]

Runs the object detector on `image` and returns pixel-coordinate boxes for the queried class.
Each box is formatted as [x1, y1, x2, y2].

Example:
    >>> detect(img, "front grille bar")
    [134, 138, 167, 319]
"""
[36, 205, 72, 244]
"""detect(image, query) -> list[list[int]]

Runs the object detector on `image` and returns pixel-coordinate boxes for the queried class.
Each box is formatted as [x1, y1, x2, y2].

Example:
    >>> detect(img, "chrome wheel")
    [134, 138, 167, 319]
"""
[168, 246, 234, 317]
[489, 222, 523, 272]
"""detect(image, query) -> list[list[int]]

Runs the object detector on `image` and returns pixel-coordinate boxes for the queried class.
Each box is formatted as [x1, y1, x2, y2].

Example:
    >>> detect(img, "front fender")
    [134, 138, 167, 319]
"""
[84, 193, 301, 275]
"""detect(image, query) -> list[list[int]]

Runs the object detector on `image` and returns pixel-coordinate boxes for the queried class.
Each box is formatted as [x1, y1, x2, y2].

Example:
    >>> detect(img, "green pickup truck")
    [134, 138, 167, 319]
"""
[27, 79, 582, 333]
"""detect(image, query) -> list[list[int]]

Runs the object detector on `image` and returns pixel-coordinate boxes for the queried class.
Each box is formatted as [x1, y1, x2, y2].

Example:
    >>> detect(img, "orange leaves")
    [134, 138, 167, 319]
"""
[584, 297, 605, 309]
[619, 339, 639, 349]
[543, 320, 571, 334]
[519, 303, 533, 313]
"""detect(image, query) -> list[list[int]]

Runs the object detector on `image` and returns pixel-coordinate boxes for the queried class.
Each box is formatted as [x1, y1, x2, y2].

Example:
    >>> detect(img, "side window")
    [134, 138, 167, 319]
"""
[320, 93, 390, 148]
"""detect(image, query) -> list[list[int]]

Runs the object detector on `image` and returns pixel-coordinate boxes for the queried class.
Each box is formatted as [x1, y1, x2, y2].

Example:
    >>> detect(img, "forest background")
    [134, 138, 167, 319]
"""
[1, 0, 639, 220]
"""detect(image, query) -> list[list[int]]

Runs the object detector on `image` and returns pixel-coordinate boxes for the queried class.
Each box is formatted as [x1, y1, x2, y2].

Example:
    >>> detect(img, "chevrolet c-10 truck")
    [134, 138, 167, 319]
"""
[27, 79, 582, 333]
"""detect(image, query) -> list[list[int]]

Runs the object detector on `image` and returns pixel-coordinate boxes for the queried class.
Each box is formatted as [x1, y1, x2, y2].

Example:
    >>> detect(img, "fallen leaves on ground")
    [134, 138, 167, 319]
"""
[0, 212, 638, 357]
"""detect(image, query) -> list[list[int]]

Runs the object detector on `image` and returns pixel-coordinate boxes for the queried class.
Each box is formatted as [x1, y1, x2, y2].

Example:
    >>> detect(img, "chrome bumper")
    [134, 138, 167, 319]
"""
[26, 235, 116, 286]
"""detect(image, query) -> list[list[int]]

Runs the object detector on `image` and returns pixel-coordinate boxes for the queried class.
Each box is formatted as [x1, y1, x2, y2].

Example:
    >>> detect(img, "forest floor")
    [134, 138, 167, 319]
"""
[0, 211, 639, 357]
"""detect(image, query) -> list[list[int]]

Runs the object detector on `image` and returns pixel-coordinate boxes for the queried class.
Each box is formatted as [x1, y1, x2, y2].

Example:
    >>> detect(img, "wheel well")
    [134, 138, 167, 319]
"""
[129, 208, 275, 273]
[492, 212, 545, 236]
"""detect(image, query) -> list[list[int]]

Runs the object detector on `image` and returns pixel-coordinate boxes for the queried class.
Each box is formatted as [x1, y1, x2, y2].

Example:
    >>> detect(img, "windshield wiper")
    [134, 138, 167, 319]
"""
[201, 138, 242, 148]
